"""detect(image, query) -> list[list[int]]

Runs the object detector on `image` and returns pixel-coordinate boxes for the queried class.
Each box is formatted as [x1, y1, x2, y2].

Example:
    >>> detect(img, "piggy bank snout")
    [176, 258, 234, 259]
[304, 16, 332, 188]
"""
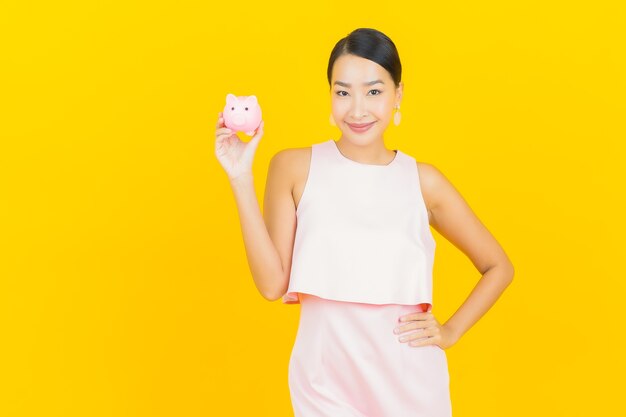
[232, 114, 246, 125]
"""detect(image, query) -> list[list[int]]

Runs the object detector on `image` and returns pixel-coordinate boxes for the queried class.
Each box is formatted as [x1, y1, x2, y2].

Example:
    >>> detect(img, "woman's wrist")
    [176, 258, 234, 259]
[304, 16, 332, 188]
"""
[442, 323, 463, 344]
[229, 173, 254, 188]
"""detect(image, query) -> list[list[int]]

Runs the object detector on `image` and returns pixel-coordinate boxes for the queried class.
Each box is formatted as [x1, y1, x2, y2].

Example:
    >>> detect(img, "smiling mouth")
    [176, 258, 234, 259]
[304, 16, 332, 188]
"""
[347, 122, 375, 128]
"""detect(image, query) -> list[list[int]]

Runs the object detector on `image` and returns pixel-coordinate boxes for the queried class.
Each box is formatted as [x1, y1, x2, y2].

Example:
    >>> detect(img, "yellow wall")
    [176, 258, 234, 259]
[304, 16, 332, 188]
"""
[1, 1, 624, 415]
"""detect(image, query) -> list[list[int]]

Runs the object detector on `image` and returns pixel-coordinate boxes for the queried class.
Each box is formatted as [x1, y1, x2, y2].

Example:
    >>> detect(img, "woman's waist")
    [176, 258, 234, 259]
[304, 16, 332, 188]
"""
[294, 293, 432, 354]
[298, 292, 429, 321]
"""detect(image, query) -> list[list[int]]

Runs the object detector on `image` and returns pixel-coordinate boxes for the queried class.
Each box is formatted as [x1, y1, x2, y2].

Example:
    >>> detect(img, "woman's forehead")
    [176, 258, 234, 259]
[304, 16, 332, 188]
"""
[332, 55, 390, 84]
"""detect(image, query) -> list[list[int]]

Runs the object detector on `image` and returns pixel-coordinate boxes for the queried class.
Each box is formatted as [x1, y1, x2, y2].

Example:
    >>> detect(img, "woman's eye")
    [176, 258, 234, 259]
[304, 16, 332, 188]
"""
[335, 90, 382, 96]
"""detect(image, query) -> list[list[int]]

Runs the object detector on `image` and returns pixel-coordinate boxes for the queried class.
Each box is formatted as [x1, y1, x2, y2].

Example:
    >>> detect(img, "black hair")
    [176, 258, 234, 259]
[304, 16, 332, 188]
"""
[327, 28, 402, 89]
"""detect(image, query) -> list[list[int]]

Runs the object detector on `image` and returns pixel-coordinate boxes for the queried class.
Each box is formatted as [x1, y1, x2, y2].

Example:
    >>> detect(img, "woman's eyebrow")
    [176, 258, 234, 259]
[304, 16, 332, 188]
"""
[333, 79, 385, 87]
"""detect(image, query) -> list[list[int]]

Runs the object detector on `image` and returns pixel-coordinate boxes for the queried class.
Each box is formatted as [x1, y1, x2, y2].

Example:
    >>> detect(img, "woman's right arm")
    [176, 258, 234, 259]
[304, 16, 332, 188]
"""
[215, 112, 296, 301]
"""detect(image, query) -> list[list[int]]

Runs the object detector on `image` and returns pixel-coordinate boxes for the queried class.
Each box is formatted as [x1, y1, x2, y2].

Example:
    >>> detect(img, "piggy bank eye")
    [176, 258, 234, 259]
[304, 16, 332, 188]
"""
[245, 107, 248, 111]
[231, 107, 234, 110]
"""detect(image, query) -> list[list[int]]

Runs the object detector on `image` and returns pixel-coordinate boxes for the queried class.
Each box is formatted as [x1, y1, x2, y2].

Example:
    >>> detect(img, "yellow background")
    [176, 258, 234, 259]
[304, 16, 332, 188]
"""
[1, 1, 624, 415]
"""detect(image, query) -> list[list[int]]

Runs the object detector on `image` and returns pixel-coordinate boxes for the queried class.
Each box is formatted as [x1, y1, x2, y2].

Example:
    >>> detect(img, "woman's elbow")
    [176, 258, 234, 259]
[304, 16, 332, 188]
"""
[503, 261, 515, 282]
[260, 280, 288, 302]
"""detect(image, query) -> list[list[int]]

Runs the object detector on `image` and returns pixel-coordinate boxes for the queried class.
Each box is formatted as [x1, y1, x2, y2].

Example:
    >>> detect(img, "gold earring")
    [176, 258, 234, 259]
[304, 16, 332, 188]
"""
[393, 104, 401, 126]
[329, 113, 336, 126]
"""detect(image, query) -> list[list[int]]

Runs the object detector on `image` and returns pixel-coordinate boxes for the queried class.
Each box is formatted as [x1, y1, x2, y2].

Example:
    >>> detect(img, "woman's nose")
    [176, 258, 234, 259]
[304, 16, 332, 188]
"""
[350, 100, 367, 119]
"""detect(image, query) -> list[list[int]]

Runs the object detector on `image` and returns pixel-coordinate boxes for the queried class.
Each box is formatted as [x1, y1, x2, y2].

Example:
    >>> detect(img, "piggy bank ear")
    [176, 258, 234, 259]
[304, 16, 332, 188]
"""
[226, 93, 238, 105]
[246, 95, 258, 106]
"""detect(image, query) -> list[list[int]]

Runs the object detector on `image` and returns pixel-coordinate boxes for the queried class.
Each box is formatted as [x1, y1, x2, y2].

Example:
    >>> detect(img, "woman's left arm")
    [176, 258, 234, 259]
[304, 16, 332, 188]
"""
[419, 162, 515, 345]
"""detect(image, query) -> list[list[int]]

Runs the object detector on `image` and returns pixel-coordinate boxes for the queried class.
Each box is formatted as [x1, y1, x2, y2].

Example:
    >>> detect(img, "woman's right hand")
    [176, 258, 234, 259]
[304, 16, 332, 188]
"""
[215, 111, 265, 182]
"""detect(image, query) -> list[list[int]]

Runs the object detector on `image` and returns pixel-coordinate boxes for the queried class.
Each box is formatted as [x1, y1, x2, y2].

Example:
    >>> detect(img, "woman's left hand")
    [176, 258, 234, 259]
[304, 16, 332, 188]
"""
[393, 311, 459, 350]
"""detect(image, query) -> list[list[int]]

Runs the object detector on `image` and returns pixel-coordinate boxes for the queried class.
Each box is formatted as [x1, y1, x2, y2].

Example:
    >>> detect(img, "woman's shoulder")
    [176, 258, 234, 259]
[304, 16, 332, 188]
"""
[271, 145, 311, 164]
[414, 160, 437, 183]
[412, 160, 460, 224]
[412, 160, 445, 223]
[270, 145, 311, 170]
[268, 145, 312, 187]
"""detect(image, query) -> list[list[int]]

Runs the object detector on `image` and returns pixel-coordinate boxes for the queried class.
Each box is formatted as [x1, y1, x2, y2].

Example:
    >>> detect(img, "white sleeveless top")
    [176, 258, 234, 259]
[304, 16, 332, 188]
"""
[282, 139, 436, 308]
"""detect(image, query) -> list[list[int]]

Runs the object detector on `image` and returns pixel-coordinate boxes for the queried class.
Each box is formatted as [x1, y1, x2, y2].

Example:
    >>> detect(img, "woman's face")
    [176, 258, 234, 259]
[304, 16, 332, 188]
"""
[330, 54, 403, 144]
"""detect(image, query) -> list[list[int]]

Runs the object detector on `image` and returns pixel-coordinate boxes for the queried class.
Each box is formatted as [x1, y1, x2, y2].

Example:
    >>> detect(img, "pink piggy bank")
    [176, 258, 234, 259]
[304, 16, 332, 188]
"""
[223, 93, 263, 136]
